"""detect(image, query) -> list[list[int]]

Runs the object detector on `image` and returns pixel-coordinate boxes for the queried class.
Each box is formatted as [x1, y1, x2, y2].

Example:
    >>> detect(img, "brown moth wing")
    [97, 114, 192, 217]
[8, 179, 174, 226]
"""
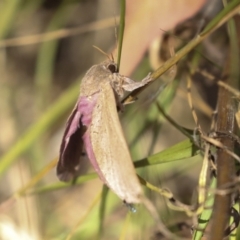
[57, 102, 85, 181]
[90, 80, 142, 204]
[57, 61, 117, 182]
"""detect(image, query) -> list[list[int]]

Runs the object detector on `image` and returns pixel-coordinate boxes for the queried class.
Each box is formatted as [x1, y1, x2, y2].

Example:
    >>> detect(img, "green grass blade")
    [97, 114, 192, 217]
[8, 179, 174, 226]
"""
[134, 139, 199, 168]
[117, 0, 126, 69]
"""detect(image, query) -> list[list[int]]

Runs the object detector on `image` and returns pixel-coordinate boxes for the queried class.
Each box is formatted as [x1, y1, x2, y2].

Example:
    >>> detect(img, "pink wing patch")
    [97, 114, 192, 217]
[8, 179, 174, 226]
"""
[57, 92, 105, 182]
[80, 93, 107, 182]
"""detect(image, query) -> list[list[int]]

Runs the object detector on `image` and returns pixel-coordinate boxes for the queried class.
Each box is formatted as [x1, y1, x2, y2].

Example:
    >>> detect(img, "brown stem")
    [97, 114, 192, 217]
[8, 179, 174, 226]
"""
[210, 13, 240, 239]
[210, 86, 236, 240]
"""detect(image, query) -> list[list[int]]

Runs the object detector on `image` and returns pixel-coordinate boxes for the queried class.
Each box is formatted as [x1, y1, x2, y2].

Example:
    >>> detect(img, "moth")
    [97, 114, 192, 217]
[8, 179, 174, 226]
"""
[57, 59, 151, 204]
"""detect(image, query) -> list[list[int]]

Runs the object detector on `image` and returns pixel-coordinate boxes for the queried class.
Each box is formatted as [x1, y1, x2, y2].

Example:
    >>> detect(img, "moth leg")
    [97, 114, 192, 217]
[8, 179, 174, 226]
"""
[112, 87, 125, 112]
[110, 73, 125, 97]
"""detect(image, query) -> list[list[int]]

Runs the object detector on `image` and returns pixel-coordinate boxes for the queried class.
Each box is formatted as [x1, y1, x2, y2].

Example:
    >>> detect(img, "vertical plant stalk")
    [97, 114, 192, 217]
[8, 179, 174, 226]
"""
[210, 11, 240, 239]
[210, 86, 236, 239]
[117, 0, 125, 69]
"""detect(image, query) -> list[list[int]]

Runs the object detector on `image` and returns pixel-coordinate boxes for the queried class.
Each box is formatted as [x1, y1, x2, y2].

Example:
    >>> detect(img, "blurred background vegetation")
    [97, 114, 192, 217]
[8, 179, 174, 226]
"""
[0, 0, 240, 239]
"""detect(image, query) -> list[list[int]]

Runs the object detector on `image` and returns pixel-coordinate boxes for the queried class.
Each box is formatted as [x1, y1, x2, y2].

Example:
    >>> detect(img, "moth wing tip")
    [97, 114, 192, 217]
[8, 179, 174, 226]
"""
[56, 170, 75, 182]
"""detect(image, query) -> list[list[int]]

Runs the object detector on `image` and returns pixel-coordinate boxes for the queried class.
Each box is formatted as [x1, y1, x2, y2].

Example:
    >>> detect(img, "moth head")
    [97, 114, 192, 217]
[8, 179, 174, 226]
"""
[107, 62, 118, 73]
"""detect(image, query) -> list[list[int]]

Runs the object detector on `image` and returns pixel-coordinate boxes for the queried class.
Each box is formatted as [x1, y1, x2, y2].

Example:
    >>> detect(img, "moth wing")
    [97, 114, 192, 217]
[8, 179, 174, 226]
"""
[57, 102, 85, 181]
[90, 81, 142, 204]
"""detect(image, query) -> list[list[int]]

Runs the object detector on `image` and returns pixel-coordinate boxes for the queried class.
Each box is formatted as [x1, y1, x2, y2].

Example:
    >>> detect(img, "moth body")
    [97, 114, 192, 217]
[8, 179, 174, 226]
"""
[57, 60, 151, 204]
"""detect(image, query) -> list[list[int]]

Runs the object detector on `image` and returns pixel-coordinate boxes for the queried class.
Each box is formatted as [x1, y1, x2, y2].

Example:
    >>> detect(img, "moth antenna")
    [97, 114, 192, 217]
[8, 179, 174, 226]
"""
[92, 45, 112, 61]
[110, 53, 114, 62]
